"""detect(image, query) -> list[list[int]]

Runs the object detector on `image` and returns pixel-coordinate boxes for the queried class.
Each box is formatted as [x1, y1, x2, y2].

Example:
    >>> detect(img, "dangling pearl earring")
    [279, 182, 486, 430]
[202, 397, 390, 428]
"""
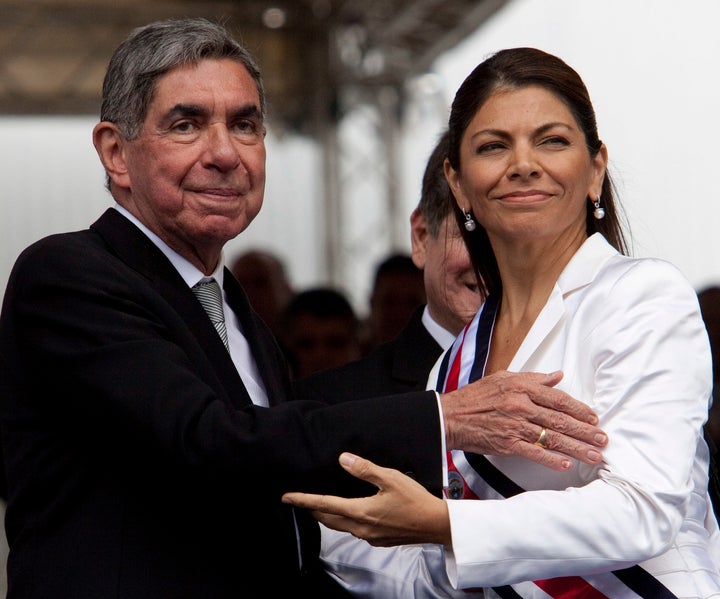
[593, 195, 605, 220]
[463, 210, 476, 232]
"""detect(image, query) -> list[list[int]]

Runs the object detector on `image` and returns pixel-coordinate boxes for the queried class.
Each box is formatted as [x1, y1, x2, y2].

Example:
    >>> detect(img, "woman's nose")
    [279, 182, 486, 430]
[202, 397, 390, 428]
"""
[507, 144, 541, 179]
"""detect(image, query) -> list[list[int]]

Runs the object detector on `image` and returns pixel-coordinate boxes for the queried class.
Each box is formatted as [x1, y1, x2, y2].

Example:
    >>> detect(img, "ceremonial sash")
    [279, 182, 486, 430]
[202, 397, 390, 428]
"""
[436, 293, 676, 599]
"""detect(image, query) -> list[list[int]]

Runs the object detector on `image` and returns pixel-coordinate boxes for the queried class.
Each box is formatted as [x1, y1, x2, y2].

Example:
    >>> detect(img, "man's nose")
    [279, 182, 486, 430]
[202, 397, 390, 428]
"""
[203, 125, 242, 171]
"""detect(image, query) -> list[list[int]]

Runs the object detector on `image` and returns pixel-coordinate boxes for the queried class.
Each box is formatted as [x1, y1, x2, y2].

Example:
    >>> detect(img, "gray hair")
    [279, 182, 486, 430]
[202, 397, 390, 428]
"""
[100, 17, 265, 139]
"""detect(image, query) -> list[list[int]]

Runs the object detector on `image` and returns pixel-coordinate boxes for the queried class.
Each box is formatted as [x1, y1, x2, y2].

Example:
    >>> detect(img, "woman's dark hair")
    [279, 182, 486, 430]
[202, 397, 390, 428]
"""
[447, 47, 629, 296]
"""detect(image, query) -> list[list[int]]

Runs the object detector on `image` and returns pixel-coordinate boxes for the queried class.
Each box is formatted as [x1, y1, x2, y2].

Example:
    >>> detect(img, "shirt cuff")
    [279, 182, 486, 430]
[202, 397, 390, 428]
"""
[434, 391, 449, 489]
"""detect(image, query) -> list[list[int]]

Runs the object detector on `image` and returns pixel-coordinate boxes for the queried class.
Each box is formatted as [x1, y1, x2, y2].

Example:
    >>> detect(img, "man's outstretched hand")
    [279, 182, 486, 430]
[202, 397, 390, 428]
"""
[440, 370, 607, 471]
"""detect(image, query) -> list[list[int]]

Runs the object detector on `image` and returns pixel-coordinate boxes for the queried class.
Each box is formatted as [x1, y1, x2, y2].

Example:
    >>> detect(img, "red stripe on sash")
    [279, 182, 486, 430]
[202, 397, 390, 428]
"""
[445, 324, 480, 500]
[445, 322, 470, 392]
[535, 577, 609, 598]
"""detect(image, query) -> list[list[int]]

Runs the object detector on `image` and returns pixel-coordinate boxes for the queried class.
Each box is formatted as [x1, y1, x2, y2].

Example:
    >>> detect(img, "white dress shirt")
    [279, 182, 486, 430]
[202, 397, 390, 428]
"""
[422, 306, 457, 351]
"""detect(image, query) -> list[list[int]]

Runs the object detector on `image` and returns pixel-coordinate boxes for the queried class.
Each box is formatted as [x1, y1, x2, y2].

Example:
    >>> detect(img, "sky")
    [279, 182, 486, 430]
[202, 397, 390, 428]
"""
[1, 0, 719, 312]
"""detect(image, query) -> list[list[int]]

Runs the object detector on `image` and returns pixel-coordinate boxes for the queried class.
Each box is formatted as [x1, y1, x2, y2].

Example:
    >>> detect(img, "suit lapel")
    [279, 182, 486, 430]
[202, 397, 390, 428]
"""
[90, 209, 252, 408]
[222, 271, 292, 406]
[391, 308, 444, 389]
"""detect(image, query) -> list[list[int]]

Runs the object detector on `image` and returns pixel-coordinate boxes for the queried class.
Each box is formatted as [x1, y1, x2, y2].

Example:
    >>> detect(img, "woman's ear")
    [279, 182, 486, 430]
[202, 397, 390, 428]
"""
[591, 142, 609, 193]
[93, 121, 131, 190]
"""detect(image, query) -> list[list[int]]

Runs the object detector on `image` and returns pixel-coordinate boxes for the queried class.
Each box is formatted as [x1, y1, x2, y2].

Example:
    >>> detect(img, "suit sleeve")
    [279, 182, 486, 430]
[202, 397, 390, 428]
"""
[0, 233, 443, 501]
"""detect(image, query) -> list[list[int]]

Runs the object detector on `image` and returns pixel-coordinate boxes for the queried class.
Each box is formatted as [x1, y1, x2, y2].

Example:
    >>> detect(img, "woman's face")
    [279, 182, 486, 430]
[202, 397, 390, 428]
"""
[446, 85, 606, 248]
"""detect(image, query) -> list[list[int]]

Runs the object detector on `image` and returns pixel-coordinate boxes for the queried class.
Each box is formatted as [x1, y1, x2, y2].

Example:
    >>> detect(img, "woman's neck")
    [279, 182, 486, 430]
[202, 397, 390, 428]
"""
[485, 231, 586, 373]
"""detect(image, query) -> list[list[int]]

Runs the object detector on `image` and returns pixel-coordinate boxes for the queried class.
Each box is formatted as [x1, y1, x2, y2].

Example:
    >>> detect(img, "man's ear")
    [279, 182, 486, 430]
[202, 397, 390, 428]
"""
[444, 158, 470, 213]
[93, 121, 131, 190]
[410, 207, 429, 269]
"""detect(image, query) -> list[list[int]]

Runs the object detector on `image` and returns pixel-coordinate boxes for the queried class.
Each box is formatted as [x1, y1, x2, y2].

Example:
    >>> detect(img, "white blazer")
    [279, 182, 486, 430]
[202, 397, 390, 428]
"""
[441, 234, 720, 597]
[322, 234, 720, 598]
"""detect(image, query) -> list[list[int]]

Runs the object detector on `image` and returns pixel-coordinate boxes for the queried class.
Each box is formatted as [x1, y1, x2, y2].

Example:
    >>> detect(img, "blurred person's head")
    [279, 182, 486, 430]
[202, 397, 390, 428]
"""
[698, 285, 720, 451]
[230, 249, 293, 332]
[698, 286, 720, 381]
[367, 253, 425, 348]
[279, 287, 362, 378]
[411, 131, 483, 335]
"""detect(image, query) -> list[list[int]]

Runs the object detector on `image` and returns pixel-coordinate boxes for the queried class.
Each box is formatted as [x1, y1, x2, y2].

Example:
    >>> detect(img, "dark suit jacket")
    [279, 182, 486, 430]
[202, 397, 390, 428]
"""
[0, 209, 442, 599]
[294, 306, 444, 402]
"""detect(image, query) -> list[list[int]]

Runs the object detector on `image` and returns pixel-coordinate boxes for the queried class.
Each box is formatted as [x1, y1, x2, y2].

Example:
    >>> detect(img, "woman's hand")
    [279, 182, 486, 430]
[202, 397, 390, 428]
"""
[282, 452, 451, 547]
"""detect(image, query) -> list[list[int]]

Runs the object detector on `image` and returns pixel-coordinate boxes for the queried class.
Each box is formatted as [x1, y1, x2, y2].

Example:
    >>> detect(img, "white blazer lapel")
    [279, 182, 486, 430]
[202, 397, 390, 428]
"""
[509, 234, 617, 372]
[508, 285, 565, 372]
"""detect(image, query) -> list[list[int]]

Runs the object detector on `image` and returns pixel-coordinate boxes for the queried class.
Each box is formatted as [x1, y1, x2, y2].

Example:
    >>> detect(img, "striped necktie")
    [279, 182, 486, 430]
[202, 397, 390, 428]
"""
[192, 279, 230, 351]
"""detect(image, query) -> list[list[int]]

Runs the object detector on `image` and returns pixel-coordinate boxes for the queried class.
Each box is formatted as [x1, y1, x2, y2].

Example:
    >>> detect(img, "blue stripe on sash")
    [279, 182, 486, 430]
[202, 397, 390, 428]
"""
[436, 347, 452, 393]
[465, 453, 524, 497]
[469, 292, 499, 383]
[467, 454, 677, 598]
[613, 565, 677, 598]
[493, 586, 523, 598]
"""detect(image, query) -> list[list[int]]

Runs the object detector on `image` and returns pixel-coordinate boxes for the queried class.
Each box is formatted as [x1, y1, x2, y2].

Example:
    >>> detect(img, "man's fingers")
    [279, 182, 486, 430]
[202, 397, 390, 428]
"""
[509, 369, 598, 426]
[533, 409, 608, 447]
[520, 425, 604, 469]
[538, 369, 564, 387]
[519, 443, 575, 471]
[532, 391, 598, 426]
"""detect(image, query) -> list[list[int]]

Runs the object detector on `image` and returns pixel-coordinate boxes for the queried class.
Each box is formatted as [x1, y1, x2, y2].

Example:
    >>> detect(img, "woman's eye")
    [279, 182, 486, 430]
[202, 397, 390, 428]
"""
[477, 142, 504, 154]
[542, 136, 569, 147]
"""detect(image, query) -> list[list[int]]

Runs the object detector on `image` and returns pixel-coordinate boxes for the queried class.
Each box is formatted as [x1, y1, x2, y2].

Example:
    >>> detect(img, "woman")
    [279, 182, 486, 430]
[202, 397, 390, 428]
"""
[283, 48, 720, 597]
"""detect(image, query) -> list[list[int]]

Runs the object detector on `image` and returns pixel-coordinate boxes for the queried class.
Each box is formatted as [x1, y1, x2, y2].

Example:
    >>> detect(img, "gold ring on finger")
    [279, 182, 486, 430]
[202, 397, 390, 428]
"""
[534, 427, 548, 449]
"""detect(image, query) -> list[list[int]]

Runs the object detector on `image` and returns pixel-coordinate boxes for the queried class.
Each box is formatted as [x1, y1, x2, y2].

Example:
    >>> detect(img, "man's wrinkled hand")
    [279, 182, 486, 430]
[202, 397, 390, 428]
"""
[440, 370, 607, 471]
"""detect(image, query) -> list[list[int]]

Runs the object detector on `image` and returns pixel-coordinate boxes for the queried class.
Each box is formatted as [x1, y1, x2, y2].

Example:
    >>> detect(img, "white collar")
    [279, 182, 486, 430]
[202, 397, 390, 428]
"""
[421, 305, 457, 350]
[113, 204, 225, 289]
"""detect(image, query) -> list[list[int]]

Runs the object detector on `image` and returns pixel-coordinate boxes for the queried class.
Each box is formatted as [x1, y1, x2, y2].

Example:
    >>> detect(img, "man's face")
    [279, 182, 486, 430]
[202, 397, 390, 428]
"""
[411, 210, 482, 335]
[117, 59, 266, 265]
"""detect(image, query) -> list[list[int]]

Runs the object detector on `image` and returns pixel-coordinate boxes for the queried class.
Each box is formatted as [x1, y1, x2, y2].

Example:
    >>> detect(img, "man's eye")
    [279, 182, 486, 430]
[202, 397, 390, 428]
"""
[235, 120, 260, 134]
[172, 121, 196, 133]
